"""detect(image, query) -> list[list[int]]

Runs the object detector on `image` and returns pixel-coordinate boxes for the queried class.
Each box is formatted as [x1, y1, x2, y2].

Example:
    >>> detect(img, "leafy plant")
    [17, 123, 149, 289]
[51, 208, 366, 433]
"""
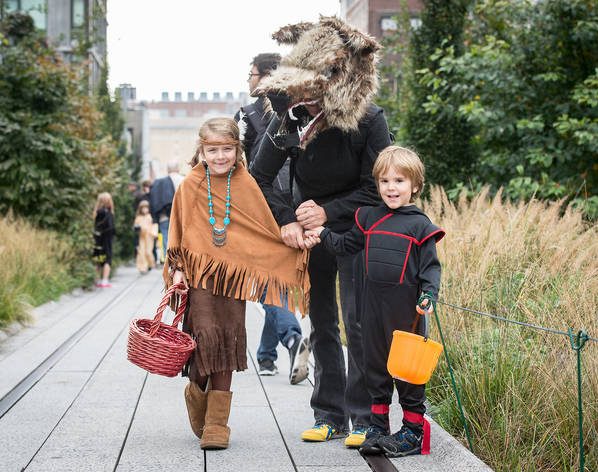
[416, 0, 598, 211]
[0, 12, 135, 287]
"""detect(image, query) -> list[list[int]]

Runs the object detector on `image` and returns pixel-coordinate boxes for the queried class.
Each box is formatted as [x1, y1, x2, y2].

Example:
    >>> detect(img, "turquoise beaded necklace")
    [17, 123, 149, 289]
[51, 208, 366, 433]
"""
[206, 165, 234, 247]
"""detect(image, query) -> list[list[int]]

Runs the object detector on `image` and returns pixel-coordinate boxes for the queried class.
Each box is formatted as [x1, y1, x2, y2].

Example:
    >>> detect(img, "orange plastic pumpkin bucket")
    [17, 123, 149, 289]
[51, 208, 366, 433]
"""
[387, 328, 443, 385]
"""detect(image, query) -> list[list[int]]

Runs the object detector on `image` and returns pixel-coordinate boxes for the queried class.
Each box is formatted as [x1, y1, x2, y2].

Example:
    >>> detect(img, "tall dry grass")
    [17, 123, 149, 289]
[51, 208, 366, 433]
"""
[0, 215, 85, 328]
[422, 188, 597, 471]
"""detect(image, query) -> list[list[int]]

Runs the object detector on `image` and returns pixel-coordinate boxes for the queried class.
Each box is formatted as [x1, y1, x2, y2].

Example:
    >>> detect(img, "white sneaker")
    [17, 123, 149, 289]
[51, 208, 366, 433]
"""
[289, 336, 310, 385]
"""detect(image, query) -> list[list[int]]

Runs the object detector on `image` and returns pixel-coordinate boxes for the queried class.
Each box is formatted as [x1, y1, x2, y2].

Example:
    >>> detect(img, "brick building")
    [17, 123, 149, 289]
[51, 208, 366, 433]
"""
[340, 0, 423, 39]
[117, 86, 248, 182]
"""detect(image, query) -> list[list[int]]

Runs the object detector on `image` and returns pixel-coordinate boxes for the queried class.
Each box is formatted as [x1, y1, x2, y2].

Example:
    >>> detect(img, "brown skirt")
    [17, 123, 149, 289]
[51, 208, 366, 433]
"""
[182, 281, 247, 381]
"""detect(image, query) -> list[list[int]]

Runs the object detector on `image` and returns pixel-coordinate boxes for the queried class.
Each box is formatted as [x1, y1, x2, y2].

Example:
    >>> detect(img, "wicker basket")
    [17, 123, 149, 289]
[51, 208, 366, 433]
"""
[127, 283, 196, 377]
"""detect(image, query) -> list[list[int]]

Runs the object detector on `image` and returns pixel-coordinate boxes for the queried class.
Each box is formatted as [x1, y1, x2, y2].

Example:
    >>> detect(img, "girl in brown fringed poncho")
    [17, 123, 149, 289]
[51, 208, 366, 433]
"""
[164, 117, 311, 451]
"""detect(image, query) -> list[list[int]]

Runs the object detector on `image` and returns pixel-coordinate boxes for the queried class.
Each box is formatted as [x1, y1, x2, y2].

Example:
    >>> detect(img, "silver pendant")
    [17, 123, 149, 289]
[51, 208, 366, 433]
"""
[212, 226, 227, 246]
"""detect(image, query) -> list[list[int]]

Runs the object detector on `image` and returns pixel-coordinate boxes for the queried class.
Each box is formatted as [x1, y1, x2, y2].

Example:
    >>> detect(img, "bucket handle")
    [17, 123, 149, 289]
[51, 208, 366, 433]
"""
[148, 283, 188, 337]
[410, 311, 430, 341]
[413, 294, 435, 341]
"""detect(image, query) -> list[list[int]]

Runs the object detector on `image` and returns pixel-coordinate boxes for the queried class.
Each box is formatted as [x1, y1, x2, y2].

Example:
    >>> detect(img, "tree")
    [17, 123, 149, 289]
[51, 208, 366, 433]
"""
[0, 12, 132, 272]
[418, 0, 598, 216]
[401, 0, 477, 192]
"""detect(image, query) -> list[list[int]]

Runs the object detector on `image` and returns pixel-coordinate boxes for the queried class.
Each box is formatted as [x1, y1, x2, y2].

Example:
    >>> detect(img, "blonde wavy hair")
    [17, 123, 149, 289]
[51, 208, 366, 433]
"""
[189, 117, 245, 168]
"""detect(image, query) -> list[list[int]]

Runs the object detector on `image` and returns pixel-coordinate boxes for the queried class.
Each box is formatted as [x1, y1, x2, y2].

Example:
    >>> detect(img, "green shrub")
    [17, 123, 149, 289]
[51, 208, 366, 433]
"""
[0, 13, 134, 265]
[0, 215, 89, 327]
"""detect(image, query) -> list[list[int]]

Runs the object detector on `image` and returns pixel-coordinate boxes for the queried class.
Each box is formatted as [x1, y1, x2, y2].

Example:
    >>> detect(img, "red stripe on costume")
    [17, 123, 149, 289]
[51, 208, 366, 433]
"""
[371, 404, 390, 415]
[369, 213, 394, 231]
[417, 229, 446, 245]
[367, 230, 417, 243]
[355, 208, 365, 233]
[403, 410, 431, 455]
[422, 417, 430, 454]
[399, 240, 412, 284]
[402, 410, 423, 423]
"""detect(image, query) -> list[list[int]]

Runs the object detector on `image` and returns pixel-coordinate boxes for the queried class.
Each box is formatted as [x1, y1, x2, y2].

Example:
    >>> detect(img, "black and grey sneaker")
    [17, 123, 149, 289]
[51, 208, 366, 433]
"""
[378, 425, 422, 458]
[359, 425, 388, 455]
[258, 359, 278, 376]
[288, 334, 310, 385]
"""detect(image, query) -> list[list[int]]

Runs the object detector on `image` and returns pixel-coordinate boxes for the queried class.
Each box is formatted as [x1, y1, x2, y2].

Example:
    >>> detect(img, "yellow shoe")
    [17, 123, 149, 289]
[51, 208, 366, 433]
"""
[344, 428, 367, 448]
[301, 423, 339, 442]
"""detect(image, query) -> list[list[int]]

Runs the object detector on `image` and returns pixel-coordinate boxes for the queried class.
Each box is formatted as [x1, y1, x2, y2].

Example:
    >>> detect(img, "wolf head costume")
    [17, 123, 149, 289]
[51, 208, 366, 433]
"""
[254, 16, 381, 148]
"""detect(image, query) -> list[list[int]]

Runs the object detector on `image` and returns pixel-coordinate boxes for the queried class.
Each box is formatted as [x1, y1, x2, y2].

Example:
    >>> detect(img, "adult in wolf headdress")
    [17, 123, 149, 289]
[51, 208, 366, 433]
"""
[250, 16, 391, 446]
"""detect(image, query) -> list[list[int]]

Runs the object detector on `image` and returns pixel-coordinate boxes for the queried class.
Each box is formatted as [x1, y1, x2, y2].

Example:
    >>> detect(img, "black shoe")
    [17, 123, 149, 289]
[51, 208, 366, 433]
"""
[378, 425, 422, 458]
[288, 334, 310, 385]
[359, 425, 388, 455]
[258, 359, 278, 376]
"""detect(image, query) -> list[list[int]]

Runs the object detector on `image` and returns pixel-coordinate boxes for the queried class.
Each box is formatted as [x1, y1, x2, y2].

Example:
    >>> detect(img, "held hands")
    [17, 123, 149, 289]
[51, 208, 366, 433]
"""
[296, 200, 327, 230]
[280, 223, 323, 249]
[303, 228, 323, 248]
[280, 200, 327, 249]
[280, 201, 327, 249]
[281, 222, 307, 249]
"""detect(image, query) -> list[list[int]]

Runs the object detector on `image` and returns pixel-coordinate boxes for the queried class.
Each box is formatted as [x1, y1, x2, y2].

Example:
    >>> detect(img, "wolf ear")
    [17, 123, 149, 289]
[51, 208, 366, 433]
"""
[320, 16, 381, 55]
[272, 22, 314, 44]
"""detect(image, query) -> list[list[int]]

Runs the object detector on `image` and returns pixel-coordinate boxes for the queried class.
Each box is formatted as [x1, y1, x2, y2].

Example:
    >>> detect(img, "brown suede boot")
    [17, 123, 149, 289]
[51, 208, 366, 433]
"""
[184, 382, 208, 439]
[200, 390, 233, 450]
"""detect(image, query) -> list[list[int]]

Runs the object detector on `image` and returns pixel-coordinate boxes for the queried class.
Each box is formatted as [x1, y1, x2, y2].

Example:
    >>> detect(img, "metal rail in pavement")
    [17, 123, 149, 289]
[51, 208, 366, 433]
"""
[0, 278, 140, 419]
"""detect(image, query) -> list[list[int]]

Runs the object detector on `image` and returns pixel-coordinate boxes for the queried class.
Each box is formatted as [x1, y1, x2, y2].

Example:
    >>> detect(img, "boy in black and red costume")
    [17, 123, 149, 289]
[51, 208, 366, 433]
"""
[305, 146, 444, 458]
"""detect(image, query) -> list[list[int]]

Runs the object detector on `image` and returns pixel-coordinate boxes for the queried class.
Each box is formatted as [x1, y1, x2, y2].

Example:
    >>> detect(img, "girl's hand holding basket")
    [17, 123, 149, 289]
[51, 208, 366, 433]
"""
[127, 282, 196, 377]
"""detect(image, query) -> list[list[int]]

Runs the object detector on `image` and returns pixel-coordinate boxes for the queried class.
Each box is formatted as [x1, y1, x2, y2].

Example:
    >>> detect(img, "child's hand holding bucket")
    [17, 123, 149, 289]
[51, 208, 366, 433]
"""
[416, 292, 435, 315]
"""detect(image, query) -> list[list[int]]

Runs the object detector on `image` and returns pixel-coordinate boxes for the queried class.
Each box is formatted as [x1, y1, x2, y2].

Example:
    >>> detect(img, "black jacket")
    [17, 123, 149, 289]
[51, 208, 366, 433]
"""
[320, 204, 444, 298]
[235, 97, 290, 193]
[235, 96, 269, 165]
[250, 104, 391, 232]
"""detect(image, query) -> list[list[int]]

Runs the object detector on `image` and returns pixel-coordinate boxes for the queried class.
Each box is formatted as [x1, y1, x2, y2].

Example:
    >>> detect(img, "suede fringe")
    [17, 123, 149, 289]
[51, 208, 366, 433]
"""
[167, 247, 309, 316]
[190, 325, 247, 377]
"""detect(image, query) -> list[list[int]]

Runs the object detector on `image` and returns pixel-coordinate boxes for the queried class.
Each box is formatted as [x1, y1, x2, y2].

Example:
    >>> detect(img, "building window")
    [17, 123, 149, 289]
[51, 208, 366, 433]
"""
[71, 0, 86, 29]
[380, 17, 397, 32]
[380, 15, 422, 33]
[2, 0, 47, 30]
[410, 17, 422, 30]
[4, 0, 19, 14]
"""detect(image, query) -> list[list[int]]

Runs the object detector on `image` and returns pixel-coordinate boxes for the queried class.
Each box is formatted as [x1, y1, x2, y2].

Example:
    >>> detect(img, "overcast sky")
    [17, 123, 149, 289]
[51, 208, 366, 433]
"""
[107, 1, 341, 101]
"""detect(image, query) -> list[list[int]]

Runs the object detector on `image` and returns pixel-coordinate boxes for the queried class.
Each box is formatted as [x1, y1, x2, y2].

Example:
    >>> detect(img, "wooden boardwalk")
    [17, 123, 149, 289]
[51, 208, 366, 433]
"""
[0, 267, 491, 471]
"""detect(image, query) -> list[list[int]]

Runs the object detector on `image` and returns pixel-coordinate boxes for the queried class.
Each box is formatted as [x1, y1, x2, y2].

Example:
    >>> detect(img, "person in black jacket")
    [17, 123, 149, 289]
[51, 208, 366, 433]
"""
[304, 146, 444, 458]
[250, 99, 391, 446]
[235, 53, 310, 384]
[92, 192, 116, 288]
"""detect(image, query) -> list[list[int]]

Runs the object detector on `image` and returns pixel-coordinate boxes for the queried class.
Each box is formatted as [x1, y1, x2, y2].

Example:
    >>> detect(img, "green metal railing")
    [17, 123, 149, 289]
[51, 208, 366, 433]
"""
[431, 300, 594, 471]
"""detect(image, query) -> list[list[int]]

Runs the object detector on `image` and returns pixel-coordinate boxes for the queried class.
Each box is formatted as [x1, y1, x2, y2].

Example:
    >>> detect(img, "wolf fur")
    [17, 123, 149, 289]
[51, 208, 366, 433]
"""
[254, 16, 381, 147]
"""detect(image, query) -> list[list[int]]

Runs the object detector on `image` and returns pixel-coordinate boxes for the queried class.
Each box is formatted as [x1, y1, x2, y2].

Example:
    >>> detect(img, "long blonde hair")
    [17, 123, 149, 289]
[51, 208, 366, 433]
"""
[189, 117, 245, 168]
[93, 192, 114, 218]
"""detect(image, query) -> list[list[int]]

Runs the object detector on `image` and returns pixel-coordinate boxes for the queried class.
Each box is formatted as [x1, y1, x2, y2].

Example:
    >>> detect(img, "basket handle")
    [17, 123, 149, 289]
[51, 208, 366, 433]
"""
[149, 283, 188, 337]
